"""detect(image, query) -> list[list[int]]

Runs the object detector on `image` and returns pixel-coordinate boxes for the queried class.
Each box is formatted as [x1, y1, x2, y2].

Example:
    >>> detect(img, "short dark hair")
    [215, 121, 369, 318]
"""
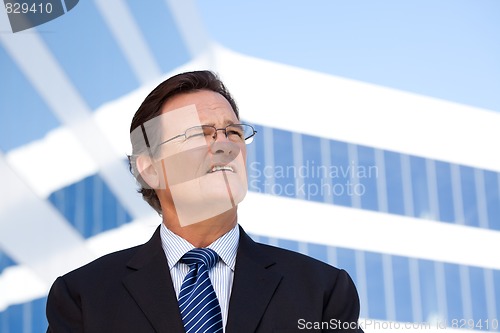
[128, 70, 239, 215]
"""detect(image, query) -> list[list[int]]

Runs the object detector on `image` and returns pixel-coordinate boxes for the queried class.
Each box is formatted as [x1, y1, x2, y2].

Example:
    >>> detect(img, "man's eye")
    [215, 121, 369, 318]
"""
[227, 130, 243, 138]
[202, 128, 215, 137]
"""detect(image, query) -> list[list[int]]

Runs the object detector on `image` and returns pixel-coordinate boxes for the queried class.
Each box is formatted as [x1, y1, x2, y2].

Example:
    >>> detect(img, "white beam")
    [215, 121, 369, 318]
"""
[94, 0, 162, 84]
[0, 153, 95, 285]
[238, 192, 500, 270]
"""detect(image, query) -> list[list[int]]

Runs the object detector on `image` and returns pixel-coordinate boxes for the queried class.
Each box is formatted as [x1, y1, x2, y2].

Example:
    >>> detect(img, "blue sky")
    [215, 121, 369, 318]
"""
[195, 0, 500, 113]
[1, 0, 498, 152]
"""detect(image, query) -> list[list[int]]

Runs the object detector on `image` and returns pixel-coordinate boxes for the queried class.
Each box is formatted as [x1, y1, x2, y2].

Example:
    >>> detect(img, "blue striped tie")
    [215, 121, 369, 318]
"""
[178, 248, 223, 333]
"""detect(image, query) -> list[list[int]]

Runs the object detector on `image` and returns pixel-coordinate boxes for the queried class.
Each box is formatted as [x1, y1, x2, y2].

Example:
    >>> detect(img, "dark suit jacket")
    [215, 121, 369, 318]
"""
[46, 226, 363, 332]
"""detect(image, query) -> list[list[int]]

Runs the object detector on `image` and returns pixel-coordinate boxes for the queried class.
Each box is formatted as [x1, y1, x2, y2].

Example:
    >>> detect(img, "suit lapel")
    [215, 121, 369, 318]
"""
[122, 227, 185, 333]
[225, 227, 282, 333]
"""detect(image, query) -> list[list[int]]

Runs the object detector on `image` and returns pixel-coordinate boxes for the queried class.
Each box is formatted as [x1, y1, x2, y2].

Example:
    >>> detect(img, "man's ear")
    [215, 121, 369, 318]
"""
[136, 155, 161, 189]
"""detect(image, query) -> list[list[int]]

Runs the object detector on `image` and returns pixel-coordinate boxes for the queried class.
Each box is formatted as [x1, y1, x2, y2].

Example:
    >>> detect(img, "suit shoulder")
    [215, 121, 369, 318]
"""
[62, 244, 142, 282]
[249, 242, 357, 296]
[62, 227, 162, 281]
[255, 242, 341, 274]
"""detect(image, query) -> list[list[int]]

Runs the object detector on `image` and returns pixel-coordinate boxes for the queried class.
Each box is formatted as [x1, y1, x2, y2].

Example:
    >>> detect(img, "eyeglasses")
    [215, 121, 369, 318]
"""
[158, 124, 257, 147]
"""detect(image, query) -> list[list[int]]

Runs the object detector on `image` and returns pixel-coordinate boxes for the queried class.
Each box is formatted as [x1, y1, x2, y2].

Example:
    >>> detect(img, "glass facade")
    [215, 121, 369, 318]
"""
[48, 174, 133, 238]
[243, 123, 500, 231]
[0, 251, 16, 275]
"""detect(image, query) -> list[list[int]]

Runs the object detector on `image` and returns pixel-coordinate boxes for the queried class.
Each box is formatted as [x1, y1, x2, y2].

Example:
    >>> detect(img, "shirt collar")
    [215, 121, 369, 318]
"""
[160, 223, 239, 271]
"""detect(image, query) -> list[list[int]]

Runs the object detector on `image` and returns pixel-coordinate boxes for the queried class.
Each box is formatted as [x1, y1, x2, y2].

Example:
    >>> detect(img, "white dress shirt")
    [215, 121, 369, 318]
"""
[160, 223, 239, 330]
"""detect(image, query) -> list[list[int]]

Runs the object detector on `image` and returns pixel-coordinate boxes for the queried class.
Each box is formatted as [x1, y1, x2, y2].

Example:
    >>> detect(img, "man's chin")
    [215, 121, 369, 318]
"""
[199, 173, 246, 195]
[169, 192, 238, 227]
[167, 175, 247, 226]
[201, 186, 247, 203]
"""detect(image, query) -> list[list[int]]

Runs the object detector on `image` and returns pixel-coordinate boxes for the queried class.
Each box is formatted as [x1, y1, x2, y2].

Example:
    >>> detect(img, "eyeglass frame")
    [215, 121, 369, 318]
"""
[157, 123, 257, 147]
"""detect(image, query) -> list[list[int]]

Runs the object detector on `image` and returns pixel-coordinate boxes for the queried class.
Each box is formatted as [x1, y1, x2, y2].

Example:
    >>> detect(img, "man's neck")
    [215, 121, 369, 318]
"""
[162, 209, 238, 248]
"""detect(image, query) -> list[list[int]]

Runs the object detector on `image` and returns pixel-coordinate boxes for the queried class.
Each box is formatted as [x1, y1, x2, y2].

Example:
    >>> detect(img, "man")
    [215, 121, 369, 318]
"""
[46, 70, 363, 332]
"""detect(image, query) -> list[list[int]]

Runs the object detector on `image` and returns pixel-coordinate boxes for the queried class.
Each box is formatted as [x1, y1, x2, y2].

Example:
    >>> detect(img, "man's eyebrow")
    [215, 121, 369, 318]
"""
[202, 120, 236, 127]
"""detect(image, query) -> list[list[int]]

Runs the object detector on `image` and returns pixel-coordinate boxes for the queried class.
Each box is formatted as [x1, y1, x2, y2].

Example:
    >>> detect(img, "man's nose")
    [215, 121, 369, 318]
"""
[210, 131, 236, 156]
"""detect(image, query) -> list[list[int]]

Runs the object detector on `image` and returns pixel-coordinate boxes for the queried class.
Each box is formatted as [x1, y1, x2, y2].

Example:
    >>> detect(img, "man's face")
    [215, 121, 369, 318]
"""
[145, 90, 248, 226]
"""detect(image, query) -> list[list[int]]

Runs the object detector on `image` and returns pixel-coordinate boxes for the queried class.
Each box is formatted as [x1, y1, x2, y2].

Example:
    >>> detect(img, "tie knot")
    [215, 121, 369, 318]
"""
[181, 248, 219, 269]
